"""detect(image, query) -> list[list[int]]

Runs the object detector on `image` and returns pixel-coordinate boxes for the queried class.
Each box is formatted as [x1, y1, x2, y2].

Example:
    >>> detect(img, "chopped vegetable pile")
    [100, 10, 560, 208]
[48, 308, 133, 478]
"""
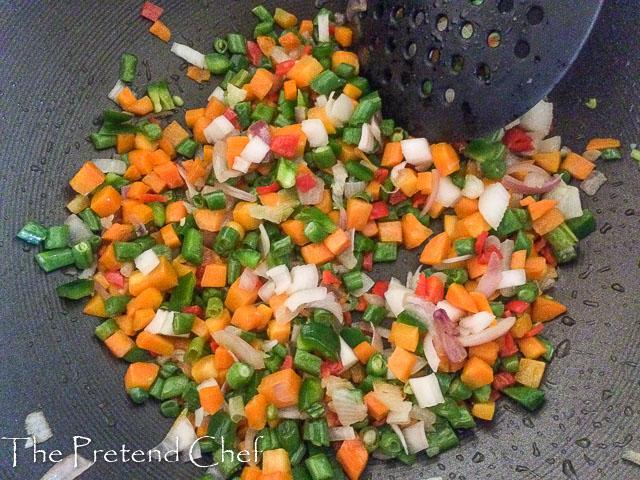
[17, 2, 622, 479]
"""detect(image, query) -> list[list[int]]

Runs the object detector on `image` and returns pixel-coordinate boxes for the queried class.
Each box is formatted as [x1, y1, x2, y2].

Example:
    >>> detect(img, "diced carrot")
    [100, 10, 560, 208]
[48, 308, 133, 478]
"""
[162, 121, 190, 148]
[154, 161, 184, 188]
[231, 305, 262, 331]
[520, 195, 536, 207]
[532, 208, 565, 235]
[460, 355, 494, 389]
[323, 228, 351, 255]
[117, 133, 136, 154]
[83, 295, 107, 317]
[186, 66, 211, 83]
[124, 362, 160, 391]
[524, 256, 547, 280]
[378, 221, 403, 243]
[337, 438, 368, 480]
[242, 467, 262, 480]
[256, 36, 276, 56]
[343, 83, 362, 100]
[192, 116, 212, 144]
[517, 337, 547, 359]
[532, 296, 566, 323]
[125, 96, 154, 116]
[123, 165, 142, 181]
[214, 346, 235, 371]
[353, 341, 377, 364]
[200, 385, 224, 415]
[201, 264, 227, 288]
[511, 313, 533, 339]
[286, 55, 324, 87]
[346, 198, 373, 231]
[128, 257, 178, 295]
[202, 144, 214, 164]
[278, 31, 300, 51]
[396, 168, 418, 196]
[98, 244, 122, 271]
[126, 181, 150, 200]
[245, 393, 269, 430]
[381, 142, 403, 167]
[468, 341, 500, 366]
[267, 319, 291, 344]
[298, 20, 313, 36]
[334, 26, 353, 47]
[560, 152, 595, 180]
[262, 448, 291, 477]
[460, 211, 491, 238]
[225, 277, 259, 312]
[69, 161, 105, 195]
[249, 68, 275, 100]
[165, 201, 188, 223]
[316, 190, 332, 214]
[301, 243, 335, 264]
[258, 369, 302, 408]
[466, 256, 487, 279]
[331, 51, 359, 75]
[116, 87, 137, 108]
[470, 291, 492, 313]
[142, 171, 166, 193]
[206, 310, 231, 336]
[511, 249, 527, 270]
[431, 142, 460, 176]
[191, 355, 217, 384]
[528, 199, 558, 221]
[227, 135, 250, 168]
[390, 322, 419, 352]
[129, 150, 154, 175]
[364, 391, 389, 421]
[104, 330, 135, 358]
[281, 219, 309, 246]
[102, 223, 134, 242]
[419, 232, 451, 265]
[585, 138, 620, 150]
[454, 197, 479, 218]
[149, 20, 171, 42]
[445, 283, 478, 313]
[472, 401, 495, 421]
[133, 308, 155, 331]
[428, 201, 445, 219]
[533, 152, 561, 173]
[160, 224, 181, 248]
[387, 346, 416, 382]
[127, 287, 163, 315]
[185, 108, 205, 128]
[416, 171, 433, 194]
[443, 215, 458, 239]
[283, 79, 297, 101]
[231, 202, 260, 231]
[182, 157, 207, 185]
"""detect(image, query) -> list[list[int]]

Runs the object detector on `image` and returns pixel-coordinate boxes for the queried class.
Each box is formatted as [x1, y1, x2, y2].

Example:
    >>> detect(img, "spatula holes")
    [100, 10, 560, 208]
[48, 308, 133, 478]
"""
[514, 39, 530, 58]
[428, 48, 441, 64]
[386, 36, 397, 53]
[372, 3, 384, 20]
[400, 71, 411, 88]
[451, 54, 464, 74]
[487, 31, 501, 48]
[436, 14, 448, 32]
[405, 41, 417, 59]
[474, 63, 491, 83]
[444, 88, 455, 104]
[526, 5, 544, 25]
[497, 0, 514, 13]
[421, 80, 433, 97]
[413, 10, 426, 26]
[461, 22, 474, 39]
[392, 6, 405, 21]
[469, 0, 484, 5]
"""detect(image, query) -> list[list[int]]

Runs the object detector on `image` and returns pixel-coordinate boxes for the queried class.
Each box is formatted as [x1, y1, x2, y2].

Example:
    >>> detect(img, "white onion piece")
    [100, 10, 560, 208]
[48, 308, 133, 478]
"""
[351, 273, 375, 297]
[390, 424, 410, 455]
[402, 421, 429, 454]
[538, 135, 562, 153]
[150, 412, 199, 463]
[258, 223, 270, 258]
[298, 176, 325, 205]
[339, 337, 359, 370]
[208, 86, 225, 102]
[241, 135, 271, 163]
[40, 454, 93, 480]
[24, 411, 52, 449]
[108, 79, 127, 103]
[288, 264, 319, 294]
[331, 389, 368, 426]
[249, 203, 295, 224]
[461, 174, 484, 199]
[170, 42, 206, 68]
[213, 141, 243, 183]
[441, 254, 473, 264]
[92, 158, 127, 175]
[225, 83, 247, 107]
[384, 278, 412, 316]
[421, 169, 441, 214]
[401, 138, 432, 166]
[134, 249, 160, 276]
[458, 317, 516, 346]
[323, 375, 354, 397]
[435, 176, 462, 207]
[294, 106, 307, 123]
[459, 311, 496, 334]
[329, 426, 356, 441]
[358, 123, 376, 153]
[285, 287, 327, 311]
[65, 214, 93, 245]
[580, 170, 607, 196]
[544, 182, 582, 219]
[204, 115, 235, 143]
[238, 268, 259, 291]
[194, 407, 205, 428]
[270, 46, 290, 63]
[409, 374, 445, 408]
[344, 180, 366, 198]
[213, 328, 265, 369]
[498, 269, 526, 289]
[479, 182, 510, 229]
[519, 99, 553, 135]
[267, 265, 291, 295]
[216, 181, 257, 202]
[277, 406, 303, 420]
[423, 334, 440, 372]
[317, 13, 330, 42]
[302, 119, 329, 147]
[329, 93, 355, 124]
[331, 163, 348, 205]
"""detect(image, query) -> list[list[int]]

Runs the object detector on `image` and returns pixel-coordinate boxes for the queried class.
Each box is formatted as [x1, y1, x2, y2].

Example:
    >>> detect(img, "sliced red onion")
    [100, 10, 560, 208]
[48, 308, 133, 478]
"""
[346, 0, 368, 21]
[215, 181, 256, 202]
[475, 252, 503, 298]
[299, 176, 325, 205]
[245, 428, 258, 467]
[270, 45, 291, 63]
[247, 120, 271, 145]
[329, 426, 356, 441]
[289, 44, 306, 60]
[238, 268, 259, 291]
[171, 42, 206, 68]
[458, 317, 516, 346]
[506, 162, 548, 177]
[337, 248, 358, 270]
[40, 454, 93, 480]
[402, 421, 429, 454]
[432, 309, 467, 363]
[338, 207, 347, 230]
[213, 328, 265, 369]
[502, 174, 561, 195]
[422, 169, 441, 214]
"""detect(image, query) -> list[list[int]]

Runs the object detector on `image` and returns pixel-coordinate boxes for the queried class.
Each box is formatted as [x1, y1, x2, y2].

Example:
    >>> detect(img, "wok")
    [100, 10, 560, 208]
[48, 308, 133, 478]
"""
[0, 1, 638, 479]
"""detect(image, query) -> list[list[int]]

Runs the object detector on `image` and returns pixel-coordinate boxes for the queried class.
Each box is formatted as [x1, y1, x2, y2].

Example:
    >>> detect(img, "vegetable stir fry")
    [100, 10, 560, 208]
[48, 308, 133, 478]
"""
[16, 2, 617, 479]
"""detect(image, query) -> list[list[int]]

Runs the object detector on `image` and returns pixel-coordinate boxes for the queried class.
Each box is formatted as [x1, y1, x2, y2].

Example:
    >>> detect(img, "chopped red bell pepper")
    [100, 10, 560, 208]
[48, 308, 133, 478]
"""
[503, 126, 534, 153]
[369, 201, 389, 221]
[182, 305, 204, 318]
[355, 297, 367, 312]
[256, 182, 280, 194]
[140, 193, 169, 203]
[105, 270, 125, 289]
[539, 245, 557, 267]
[223, 108, 240, 130]
[533, 236, 547, 252]
[489, 390, 502, 402]
[415, 274, 444, 303]
[492, 372, 516, 391]
[523, 323, 544, 338]
[343, 311, 352, 325]
[148, 117, 160, 124]
[499, 332, 519, 357]
[270, 134, 299, 158]
[475, 231, 488, 256]
[275, 59, 296, 77]
[209, 340, 219, 353]
[389, 190, 407, 205]
[246, 40, 262, 66]
[329, 25, 335, 35]
[296, 173, 317, 193]
[141, 1, 163, 21]
[322, 270, 341, 285]
[503, 310, 512, 318]
[451, 141, 468, 154]
[280, 355, 294, 370]
[478, 245, 503, 265]
[374, 168, 389, 183]
[325, 408, 341, 427]
[505, 300, 530, 315]
[372, 281, 389, 297]
[303, 45, 312, 55]
[321, 361, 343, 378]
[412, 193, 427, 208]
[362, 251, 373, 272]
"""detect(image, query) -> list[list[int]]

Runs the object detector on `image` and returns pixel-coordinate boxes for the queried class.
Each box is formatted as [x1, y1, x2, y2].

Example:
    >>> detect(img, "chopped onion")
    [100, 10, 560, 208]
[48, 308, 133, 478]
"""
[479, 182, 510, 229]
[421, 169, 441, 214]
[216, 181, 256, 202]
[92, 158, 127, 175]
[402, 421, 428, 454]
[270, 45, 290, 64]
[458, 317, 516, 346]
[285, 287, 327, 311]
[339, 337, 359, 370]
[331, 163, 348, 205]
[257, 223, 270, 258]
[194, 407, 205, 428]
[519, 99, 553, 135]
[328, 93, 355, 124]
[298, 175, 325, 205]
[435, 176, 462, 207]
[249, 203, 295, 224]
[544, 182, 583, 219]
[461, 174, 484, 199]
[409, 374, 445, 408]
[317, 12, 330, 42]
[322, 375, 354, 397]
[204, 115, 235, 143]
[213, 141, 243, 183]
[401, 138, 432, 166]
[410, 405, 437, 426]
[24, 411, 52, 449]
[441, 254, 473, 265]
[302, 119, 329, 147]
[390, 423, 409, 455]
[329, 426, 356, 441]
[344, 180, 366, 198]
[267, 265, 291, 295]
[422, 334, 440, 372]
[331, 389, 368, 426]
[108, 79, 126, 102]
[538, 135, 562, 153]
[208, 86, 225, 102]
[498, 269, 526, 289]
[384, 278, 412, 316]
[170, 42, 206, 68]
[459, 311, 496, 334]
[145, 310, 182, 336]
[288, 264, 319, 294]
[358, 123, 376, 153]
[99, 214, 114, 230]
[132, 249, 159, 276]
[238, 268, 259, 292]
[212, 328, 265, 369]
[150, 412, 199, 462]
[294, 106, 307, 123]
[502, 173, 561, 195]
[432, 309, 466, 363]
[241, 135, 271, 163]
[315, 95, 328, 107]
[225, 83, 247, 107]
[580, 169, 607, 196]
[258, 280, 276, 303]
[475, 252, 503, 298]
[40, 454, 93, 480]
[65, 214, 93, 245]
[277, 406, 303, 420]
[389, 161, 407, 189]
[372, 382, 405, 410]
[435, 300, 464, 322]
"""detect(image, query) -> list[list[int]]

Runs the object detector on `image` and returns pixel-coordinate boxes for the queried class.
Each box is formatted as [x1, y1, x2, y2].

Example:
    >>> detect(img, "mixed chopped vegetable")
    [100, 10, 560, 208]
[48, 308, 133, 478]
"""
[17, 2, 622, 479]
